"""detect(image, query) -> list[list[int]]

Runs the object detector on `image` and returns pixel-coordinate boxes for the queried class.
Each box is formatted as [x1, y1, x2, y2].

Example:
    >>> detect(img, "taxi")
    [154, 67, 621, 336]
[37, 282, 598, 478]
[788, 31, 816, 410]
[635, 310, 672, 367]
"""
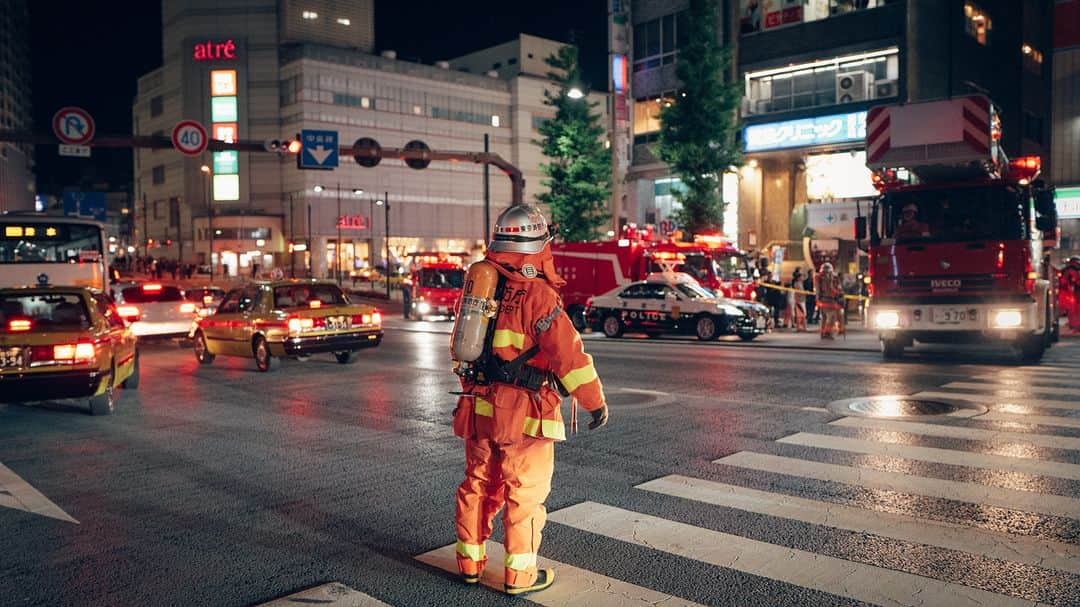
[585, 272, 770, 341]
[0, 286, 139, 415]
[189, 280, 383, 371]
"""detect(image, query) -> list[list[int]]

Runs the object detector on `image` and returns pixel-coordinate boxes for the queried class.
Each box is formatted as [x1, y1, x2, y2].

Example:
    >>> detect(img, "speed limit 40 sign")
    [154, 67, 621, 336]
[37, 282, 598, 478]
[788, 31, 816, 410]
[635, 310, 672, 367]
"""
[172, 120, 208, 156]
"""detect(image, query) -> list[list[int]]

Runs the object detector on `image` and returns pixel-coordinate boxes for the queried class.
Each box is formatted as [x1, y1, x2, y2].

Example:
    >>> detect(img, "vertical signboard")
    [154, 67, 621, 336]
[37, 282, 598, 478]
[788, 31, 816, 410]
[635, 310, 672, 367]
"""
[609, 0, 632, 231]
[210, 69, 240, 201]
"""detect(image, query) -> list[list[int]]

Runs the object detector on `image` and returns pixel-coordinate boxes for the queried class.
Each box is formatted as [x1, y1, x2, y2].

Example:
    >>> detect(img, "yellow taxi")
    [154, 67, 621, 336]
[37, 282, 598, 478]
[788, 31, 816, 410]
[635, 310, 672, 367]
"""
[189, 280, 383, 371]
[0, 286, 139, 415]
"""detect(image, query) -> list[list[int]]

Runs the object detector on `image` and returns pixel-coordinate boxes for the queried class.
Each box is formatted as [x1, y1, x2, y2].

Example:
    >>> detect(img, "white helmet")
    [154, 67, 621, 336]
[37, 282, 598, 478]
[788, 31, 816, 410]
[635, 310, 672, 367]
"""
[490, 205, 552, 254]
[820, 262, 835, 273]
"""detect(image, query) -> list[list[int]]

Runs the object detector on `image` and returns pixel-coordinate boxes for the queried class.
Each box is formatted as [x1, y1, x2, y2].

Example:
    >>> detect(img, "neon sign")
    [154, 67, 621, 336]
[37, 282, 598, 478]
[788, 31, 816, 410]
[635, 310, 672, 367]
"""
[744, 110, 867, 152]
[337, 215, 369, 230]
[193, 40, 237, 61]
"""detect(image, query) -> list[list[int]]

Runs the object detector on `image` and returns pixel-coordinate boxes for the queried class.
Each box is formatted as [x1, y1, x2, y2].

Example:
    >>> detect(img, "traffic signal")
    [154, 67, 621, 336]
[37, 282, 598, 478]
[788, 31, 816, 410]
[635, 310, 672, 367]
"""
[264, 137, 301, 156]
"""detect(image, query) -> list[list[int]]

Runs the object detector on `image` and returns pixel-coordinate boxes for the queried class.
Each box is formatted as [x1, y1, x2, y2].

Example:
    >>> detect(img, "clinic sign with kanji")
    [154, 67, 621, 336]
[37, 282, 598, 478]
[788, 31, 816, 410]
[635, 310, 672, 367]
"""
[743, 110, 867, 152]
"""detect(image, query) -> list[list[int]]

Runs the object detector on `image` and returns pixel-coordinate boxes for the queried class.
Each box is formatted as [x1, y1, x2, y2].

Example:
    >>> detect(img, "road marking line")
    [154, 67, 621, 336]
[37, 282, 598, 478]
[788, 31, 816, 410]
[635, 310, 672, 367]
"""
[971, 374, 1080, 387]
[914, 391, 1080, 411]
[978, 411, 1080, 429]
[714, 451, 1080, 519]
[637, 474, 1080, 575]
[830, 416, 1080, 450]
[255, 582, 391, 606]
[944, 381, 1080, 397]
[416, 542, 705, 607]
[778, 432, 1080, 480]
[547, 501, 1040, 607]
[618, 387, 670, 396]
[0, 463, 77, 524]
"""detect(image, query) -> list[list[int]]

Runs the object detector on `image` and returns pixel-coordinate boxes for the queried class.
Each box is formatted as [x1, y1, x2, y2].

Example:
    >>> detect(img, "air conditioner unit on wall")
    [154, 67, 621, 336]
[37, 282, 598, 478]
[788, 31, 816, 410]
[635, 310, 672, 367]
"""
[874, 79, 898, 99]
[836, 71, 874, 103]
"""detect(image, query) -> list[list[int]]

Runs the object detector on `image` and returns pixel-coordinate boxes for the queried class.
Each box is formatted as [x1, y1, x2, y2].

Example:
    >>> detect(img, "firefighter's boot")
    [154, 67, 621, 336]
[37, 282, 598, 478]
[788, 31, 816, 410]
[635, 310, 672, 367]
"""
[504, 568, 555, 596]
[458, 556, 486, 585]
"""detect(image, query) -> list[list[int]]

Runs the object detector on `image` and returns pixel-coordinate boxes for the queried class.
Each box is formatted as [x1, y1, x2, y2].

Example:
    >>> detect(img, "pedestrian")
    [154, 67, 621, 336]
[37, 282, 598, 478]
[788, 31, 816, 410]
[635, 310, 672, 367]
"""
[815, 263, 843, 339]
[803, 269, 817, 324]
[451, 204, 608, 596]
[1064, 256, 1080, 333]
[789, 268, 807, 332]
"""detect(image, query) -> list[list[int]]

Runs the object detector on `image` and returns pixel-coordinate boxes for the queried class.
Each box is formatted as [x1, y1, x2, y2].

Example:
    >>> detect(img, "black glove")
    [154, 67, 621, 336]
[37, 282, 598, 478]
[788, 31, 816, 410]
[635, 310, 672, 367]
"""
[588, 405, 609, 430]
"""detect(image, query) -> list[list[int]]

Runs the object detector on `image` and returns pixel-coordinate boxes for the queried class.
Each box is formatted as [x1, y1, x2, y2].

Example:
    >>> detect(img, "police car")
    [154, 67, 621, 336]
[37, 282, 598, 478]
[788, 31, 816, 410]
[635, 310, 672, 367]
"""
[584, 272, 770, 341]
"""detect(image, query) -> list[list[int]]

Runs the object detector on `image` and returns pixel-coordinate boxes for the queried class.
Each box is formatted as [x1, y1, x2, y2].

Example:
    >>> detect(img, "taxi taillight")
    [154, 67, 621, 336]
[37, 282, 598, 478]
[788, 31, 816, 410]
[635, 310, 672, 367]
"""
[179, 302, 197, 314]
[116, 305, 140, 321]
[287, 317, 315, 334]
[31, 341, 96, 364]
[7, 319, 31, 332]
[372, 311, 381, 325]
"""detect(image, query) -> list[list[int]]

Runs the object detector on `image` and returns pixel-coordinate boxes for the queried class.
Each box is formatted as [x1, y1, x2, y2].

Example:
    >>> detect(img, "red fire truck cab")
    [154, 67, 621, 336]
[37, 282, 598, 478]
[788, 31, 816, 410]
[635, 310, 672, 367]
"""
[551, 228, 755, 330]
[858, 95, 1059, 361]
[401, 252, 468, 320]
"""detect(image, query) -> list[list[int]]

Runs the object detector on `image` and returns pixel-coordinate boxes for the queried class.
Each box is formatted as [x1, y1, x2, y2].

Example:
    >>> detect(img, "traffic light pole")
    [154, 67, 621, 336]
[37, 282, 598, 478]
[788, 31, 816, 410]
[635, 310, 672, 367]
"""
[0, 130, 527, 206]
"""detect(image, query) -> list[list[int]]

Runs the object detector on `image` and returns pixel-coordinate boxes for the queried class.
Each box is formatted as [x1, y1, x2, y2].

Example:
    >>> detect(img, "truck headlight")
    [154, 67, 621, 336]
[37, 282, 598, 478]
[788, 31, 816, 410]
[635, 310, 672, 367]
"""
[874, 310, 901, 329]
[416, 301, 431, 315]
[992, 309, 1023, 328]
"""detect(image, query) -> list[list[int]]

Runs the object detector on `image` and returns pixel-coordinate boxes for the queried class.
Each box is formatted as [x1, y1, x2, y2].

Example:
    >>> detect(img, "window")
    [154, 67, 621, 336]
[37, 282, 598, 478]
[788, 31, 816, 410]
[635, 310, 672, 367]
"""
[151, 165, 165, 185]
[413, 105, 423, 115]
[150, 95, 163, 117]
[491, 114, 500, 127]
[633, 94, 674, 139]
[619, 284, 649, 299]
[302, 10, 318, 20]
[492, 62, 502, 70]
[217, 289, 242, 314]
[92, 294, 126, 329]
[633, 11, 686, 72]
[1023, 111, 1043, 144]
[964, 1, 991, 46]
[508, 58, 518, 65]
[532, 115, 551, 131]
[743, 48, 899, 115]
[336, 17, 350, 25]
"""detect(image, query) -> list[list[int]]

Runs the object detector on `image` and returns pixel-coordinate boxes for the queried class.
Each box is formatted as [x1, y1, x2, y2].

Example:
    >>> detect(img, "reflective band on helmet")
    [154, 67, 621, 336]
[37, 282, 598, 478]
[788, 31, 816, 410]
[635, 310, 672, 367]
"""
[493, 233, 549, 243]
[492, 329, 526, 350]
[475, 398, 493, 417]
[560, 363, 598, 393]
[504, 552, 537, 570]
[456, 540, 485, 561]
[523, 416, 566, 440]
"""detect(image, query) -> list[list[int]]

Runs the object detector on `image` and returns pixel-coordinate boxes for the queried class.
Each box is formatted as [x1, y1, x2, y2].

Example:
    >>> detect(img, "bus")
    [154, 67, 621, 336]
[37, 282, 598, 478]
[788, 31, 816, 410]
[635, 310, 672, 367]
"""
[0, 214, 109, 291]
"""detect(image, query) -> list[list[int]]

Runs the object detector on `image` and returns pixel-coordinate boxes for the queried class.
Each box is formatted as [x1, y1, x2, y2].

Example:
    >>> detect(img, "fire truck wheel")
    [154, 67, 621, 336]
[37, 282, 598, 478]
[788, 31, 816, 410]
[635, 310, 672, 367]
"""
[881, 338, 905, 360]
[569, 306, 587, 332]
[602, 314, 624, 338]
[695, 315, 720, 341]
[1017, 334, 1046, 363]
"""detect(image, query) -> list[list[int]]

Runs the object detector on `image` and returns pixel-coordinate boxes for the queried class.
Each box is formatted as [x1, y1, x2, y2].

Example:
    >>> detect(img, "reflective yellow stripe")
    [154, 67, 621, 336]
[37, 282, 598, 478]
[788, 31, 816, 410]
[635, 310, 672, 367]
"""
[492, 329, 526, 350]
[456, 540, 485, 561]
[504, 552, 537, 570]
[474, 398, 493, 417]
[560, 363, 598, 393]
[522, 416, 566, 441]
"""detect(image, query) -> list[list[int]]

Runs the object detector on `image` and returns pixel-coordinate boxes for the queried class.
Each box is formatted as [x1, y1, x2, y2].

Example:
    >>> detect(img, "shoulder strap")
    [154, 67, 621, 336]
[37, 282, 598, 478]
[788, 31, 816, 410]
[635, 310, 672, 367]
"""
[498, 302, 562, 375]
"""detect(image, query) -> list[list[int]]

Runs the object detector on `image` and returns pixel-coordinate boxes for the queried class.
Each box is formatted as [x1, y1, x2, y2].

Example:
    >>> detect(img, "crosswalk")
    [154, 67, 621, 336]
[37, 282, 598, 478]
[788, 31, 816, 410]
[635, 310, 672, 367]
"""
[343, 358, 1080, 606]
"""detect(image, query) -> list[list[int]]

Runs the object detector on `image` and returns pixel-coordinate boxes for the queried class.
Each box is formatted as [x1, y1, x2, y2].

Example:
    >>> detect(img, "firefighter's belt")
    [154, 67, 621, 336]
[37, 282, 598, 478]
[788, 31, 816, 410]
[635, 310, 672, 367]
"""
[487, 357, 551, 392]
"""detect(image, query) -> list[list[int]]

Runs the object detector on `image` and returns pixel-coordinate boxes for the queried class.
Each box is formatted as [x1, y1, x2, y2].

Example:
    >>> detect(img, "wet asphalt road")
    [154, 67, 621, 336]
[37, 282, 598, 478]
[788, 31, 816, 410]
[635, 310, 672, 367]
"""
[1, 321, 1079, 607]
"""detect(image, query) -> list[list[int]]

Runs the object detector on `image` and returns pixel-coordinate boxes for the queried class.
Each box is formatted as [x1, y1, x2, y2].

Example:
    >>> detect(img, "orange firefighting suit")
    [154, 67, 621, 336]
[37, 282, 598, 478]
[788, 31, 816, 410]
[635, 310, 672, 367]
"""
[452, 244, 606, 588]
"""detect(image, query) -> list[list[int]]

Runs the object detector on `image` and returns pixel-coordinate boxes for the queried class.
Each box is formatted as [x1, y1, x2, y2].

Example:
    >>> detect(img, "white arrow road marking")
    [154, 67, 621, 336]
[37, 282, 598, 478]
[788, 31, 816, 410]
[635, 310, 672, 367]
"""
[0, 463, 78, 524]
[307, 145, 334, 165]
[256, 582, 391, 606]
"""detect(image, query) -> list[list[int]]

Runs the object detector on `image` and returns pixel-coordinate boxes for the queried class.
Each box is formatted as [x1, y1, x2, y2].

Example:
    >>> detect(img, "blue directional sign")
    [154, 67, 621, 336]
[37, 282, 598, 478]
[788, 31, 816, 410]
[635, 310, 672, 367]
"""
[300, 129, 339, 170]
[62, 191, 107, 223]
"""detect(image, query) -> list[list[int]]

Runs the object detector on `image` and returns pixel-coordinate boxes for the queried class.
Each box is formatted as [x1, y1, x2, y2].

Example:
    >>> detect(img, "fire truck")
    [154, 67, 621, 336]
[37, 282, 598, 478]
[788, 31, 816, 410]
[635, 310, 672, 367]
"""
[551, 227, 756, 330]
[857, 95, 1059, 361]
[401, 252, 468, 320]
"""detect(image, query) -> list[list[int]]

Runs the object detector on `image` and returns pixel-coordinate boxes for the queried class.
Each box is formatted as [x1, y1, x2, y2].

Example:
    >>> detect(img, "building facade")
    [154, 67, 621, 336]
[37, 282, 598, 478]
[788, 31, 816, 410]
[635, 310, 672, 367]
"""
[0, 0, 35, 212]
[1050, 0, 1079, 259]
[134, 1, 605, 278]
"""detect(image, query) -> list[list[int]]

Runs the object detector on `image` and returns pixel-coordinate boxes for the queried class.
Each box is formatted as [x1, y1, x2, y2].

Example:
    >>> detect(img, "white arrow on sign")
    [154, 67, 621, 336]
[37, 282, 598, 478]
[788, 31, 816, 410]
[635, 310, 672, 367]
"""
[0, 462, 78, 524]
[307, 145, 335, 165]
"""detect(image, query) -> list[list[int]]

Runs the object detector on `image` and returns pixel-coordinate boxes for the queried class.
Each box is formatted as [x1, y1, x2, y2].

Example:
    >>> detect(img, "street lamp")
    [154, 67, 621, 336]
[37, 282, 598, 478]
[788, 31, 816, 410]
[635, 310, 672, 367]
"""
[567, 87, 585, 99]
[200, 164, 213, 279]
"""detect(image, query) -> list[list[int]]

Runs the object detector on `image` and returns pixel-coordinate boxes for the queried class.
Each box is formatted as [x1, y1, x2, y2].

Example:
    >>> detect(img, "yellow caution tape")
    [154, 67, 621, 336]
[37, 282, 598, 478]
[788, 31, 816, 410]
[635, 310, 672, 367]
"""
[757, 282, 870, 302]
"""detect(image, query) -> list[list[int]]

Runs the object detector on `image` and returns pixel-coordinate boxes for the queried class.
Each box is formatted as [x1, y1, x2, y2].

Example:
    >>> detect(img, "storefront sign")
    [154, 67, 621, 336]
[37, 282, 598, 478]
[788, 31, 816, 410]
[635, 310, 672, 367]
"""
[337, 215, 369, 230]
[1055, 187, 1080, 219]
[744, 110, 867, 152]
[193, 40, 237, 61]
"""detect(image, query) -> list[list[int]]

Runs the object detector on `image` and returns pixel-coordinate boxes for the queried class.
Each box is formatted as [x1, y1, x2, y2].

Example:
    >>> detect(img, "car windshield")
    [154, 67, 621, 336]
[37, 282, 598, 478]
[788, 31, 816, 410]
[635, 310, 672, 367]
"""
[711, 252, 752, 280]
[0, 223, 103, 264]
[674, 282, 715, 300]
[184, 288, 224, 302]
[120, 285, 184, 303]
[419, 268, 465, 289]
[880, 185, 1026, 243]
[273, 284, 348, 308]
[1, 292, 90, 330]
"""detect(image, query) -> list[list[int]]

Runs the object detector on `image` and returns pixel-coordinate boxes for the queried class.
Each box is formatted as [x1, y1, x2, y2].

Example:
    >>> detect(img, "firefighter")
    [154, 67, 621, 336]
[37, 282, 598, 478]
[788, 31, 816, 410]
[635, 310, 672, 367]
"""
[895, 202, 931, 241]
[815, 262, 843, 339]
[1064, 256, 1080, 332]
[451, 204, 608, 596]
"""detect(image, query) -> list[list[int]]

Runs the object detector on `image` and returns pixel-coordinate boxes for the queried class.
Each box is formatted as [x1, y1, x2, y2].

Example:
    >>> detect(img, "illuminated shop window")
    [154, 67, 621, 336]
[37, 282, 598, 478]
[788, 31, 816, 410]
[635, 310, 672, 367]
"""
[336, 17, 351, 25]
[633, 94, 674, 144]
[964, 1, 991, 46]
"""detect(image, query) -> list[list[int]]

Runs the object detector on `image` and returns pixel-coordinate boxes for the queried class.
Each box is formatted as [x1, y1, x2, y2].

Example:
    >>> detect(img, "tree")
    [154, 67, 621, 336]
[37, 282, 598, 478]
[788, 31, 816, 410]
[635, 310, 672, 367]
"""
[535, 45, 612, 242]
[655, 0, 742, 237]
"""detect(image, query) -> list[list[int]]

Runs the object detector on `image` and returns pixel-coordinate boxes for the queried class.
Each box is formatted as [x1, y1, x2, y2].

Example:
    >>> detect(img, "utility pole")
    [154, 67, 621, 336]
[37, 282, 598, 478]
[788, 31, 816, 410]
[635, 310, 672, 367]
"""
[306, 200, 312, 278]
[289, 192, 295, 278]
[383, 191, 390, 299]
[336, 183, 342, 285]
[483, 133, 490, 242]
[141, 192, 148, 260]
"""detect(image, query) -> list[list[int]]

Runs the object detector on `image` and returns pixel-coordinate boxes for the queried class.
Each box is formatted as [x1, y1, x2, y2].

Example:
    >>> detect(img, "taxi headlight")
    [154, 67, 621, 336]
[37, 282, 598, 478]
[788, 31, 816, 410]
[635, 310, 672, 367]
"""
[992, 309, 1023, 328]
[416, 301, 431, 315]
[874, 310, 901, 329]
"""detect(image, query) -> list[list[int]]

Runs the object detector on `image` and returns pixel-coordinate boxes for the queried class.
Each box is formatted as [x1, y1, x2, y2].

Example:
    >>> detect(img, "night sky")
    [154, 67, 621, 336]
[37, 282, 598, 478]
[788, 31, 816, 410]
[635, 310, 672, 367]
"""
[29, 0, 607, 196]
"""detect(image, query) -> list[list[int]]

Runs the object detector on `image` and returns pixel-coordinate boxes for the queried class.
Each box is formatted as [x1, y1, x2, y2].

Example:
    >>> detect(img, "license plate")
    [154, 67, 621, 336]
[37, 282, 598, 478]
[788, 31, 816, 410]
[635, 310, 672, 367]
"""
[755, 317, 766, 329]
[932, 308, 968, 324]
[0, 347, 24, 369]
[325, 316, 349, 331]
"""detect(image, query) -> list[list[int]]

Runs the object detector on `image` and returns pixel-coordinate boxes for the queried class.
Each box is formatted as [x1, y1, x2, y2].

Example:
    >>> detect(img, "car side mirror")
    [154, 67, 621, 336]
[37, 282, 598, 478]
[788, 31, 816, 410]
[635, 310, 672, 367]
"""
[1035, 213, 1057, 233]
[854, 216, 868, 241]
[1034, 189, 1056, 215]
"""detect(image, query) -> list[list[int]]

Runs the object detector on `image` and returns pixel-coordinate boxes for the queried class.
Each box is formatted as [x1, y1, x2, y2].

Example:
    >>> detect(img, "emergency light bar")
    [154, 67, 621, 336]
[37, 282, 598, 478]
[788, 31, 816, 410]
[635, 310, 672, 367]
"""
[1008, 156, 1041, 184]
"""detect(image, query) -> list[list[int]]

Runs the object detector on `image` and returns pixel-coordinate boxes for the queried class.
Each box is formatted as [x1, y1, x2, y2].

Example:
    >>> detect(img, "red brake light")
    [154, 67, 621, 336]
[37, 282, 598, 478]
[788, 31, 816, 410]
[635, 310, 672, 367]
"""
[180, 302, 197, 314]
[53, 343, 95, 363]
[143, 283, 163, 292]
[8, 319, 31, 332]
